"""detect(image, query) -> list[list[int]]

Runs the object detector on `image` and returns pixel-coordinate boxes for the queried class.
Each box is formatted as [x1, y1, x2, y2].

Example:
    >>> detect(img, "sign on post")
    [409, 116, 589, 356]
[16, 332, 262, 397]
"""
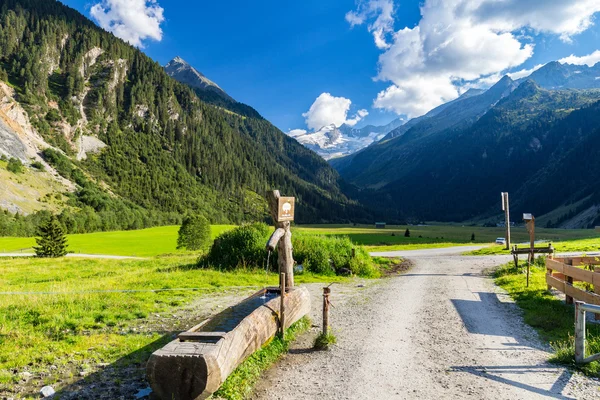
[277, 197, 295, 222]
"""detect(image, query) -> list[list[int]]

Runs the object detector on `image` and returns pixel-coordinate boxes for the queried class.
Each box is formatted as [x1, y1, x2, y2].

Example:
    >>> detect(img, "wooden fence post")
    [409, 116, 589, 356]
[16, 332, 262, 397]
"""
[279, 273, 286, 337]
[575, 301, 586, 363]
[322, 287, 331, 336]
[266, 190, 294, 289]
[594, 267, 600, 321]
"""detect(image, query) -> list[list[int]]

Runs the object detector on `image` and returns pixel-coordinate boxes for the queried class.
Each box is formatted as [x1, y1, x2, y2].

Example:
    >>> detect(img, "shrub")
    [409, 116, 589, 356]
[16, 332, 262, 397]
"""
[6, 157, 23, 174]
[201, 223, 271, 270]
[293, 233, 378, 277]
[177, 215, 211, 251]
[31, 161, 45, 171]
[45, 108, 62, 123]
[201, 225, 378, 277]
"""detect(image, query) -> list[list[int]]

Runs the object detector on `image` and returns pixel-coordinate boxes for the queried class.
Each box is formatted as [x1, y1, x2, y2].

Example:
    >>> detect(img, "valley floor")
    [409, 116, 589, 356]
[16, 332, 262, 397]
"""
[252, 250, 600, 399]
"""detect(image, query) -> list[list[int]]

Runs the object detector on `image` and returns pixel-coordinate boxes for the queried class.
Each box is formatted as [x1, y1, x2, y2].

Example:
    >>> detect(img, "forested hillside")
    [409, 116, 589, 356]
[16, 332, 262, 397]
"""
[0, 0, 369, 235]
[334, 78, 600, 226]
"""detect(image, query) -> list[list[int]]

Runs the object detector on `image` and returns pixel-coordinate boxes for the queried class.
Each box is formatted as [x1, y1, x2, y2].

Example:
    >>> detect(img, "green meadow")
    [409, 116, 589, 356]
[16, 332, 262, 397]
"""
[0, 225, 235, 257]
[296, 224, 599, 251]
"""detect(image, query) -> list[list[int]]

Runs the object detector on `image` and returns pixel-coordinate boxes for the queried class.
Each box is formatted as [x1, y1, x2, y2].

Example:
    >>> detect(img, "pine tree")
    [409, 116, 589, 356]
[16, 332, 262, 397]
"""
[404, 228, 410, 237]
[471, 233, 475, 241]
[177, 214, 211, 251]
[34, 215, 68, 257]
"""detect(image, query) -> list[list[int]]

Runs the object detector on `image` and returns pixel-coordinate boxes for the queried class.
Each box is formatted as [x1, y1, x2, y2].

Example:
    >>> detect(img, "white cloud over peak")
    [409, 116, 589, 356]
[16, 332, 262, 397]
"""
[348, 0, 600, 117]
[559, 50, 600, 67]
[302, 93, 367, 130]
[346, 0, 395, 49]
[90, 0, 165, 48]
[288, 129, 307, 137]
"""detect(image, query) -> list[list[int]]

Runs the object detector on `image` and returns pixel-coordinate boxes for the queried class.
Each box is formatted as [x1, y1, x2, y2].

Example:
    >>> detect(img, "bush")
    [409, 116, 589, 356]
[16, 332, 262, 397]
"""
[293, 233, 378, 277]
[177, 215, 211, 251]
[201, 223, 271, 270]
[201, 225, 378, 277]
[6, 157, 23, 174]
[31, 161, 45, 171]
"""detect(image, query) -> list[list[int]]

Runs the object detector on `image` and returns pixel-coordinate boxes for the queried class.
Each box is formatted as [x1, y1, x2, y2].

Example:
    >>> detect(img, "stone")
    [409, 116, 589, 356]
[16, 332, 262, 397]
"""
[40, 386, 55, 398]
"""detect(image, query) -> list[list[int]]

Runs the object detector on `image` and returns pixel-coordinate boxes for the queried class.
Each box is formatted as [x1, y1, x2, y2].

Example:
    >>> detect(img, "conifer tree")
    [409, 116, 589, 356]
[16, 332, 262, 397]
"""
[34, 215, 68, 257]
[177, 215, 211, 251]
[404, 229, 410, 237]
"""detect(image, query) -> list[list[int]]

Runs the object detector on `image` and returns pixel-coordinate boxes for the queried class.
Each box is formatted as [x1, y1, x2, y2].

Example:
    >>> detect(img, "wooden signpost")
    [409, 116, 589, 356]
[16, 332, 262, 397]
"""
[501, 192, 511, 250]
[524, 213, 535, 287]
[266, 190, 295, 289]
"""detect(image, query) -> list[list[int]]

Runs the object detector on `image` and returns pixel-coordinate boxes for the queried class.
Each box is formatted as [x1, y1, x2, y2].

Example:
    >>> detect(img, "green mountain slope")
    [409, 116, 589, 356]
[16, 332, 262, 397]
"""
[335, 79, 600, 225]
[0, 0, 369, 233]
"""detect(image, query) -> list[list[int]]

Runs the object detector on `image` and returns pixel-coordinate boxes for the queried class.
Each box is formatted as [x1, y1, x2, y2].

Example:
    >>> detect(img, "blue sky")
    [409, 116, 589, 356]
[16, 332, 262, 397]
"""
[61, 0, 600, 133]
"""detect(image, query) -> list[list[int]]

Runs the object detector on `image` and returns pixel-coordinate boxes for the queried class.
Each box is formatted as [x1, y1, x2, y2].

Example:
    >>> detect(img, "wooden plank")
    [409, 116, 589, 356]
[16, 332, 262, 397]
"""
[546, 274, 565, 293]
[546, 259, 565, 273]
[513, 248, 553, 255]
[563, 265, 595, 284]
[565, 284, 600, 305]
[178, 332, 227, 342]
[559, 256, 600, 267]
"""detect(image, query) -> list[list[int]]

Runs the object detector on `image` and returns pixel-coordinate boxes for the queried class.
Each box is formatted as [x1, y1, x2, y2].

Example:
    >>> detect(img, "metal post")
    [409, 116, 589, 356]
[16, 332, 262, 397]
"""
[279, 273, 286, 338]
[575, 301, 586, 363]
[503, 192, 511, 250]
[322, 287, 331, 336]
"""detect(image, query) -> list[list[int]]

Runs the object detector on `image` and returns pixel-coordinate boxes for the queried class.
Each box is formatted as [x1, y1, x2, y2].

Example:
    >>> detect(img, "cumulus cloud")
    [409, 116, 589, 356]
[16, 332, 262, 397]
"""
[90, 0, 165, 47]
[287, 129, 307, 137]
[346, 0, 395, 49]
[559, 50, 600, 67]
[302, 93, 367, 130]
[348, 0, 600, 117]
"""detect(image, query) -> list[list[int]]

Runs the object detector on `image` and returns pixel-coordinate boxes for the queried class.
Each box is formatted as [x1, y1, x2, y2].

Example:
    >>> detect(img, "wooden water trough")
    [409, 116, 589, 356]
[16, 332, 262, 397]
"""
[147, 286, 311, 400]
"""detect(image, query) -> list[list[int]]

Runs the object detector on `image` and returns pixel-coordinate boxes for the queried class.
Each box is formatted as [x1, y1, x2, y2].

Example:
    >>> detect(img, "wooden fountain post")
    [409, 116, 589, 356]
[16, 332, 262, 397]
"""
[266, 190, 295, 289]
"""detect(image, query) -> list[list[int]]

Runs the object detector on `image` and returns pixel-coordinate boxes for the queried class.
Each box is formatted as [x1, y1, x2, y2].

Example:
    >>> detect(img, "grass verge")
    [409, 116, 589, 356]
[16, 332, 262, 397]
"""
[469, 237, 600, 256]
[494, 260, 600, 376]
[213, 316, 311, 400]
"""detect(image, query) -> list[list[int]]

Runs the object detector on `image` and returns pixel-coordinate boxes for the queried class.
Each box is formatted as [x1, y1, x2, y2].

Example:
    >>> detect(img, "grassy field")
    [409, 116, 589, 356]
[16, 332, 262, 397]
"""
[0, 254, 347, 396]
[0, 225, 235, 256]
[297, 224, 599, 251]
[470, 236, 600, 256]
[495, 261, 600, 376]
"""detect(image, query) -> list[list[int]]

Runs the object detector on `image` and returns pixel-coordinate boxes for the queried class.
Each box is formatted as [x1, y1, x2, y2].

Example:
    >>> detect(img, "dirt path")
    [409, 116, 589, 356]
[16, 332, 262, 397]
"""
[252, 254, 600, 399]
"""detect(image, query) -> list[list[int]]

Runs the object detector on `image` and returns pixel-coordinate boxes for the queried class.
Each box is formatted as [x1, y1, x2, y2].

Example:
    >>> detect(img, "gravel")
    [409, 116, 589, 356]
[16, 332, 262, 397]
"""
[252, 253, 600, 400]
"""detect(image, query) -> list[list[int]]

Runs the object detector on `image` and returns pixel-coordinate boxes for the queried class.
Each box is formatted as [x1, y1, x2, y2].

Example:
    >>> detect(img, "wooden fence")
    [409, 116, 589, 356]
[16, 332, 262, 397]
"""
[546, 256, 600, 319]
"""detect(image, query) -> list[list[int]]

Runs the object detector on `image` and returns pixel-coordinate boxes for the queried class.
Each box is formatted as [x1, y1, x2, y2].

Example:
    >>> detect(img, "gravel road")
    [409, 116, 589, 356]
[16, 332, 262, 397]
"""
[252, 251, 600, 399]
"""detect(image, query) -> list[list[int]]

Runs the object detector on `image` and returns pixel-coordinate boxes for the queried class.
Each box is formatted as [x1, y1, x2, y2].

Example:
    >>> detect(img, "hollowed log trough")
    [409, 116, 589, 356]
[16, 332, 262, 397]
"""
[147, 286, 311, 400]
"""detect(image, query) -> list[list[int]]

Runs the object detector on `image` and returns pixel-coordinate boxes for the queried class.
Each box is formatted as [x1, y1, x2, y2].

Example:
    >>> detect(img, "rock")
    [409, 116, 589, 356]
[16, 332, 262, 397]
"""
[21, 371, 33, 379]
[40, 385, 55, 397]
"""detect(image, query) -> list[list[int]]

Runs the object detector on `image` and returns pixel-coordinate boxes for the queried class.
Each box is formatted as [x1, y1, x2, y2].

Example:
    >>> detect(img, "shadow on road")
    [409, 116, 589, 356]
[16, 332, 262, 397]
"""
[450, 365, 574, 399]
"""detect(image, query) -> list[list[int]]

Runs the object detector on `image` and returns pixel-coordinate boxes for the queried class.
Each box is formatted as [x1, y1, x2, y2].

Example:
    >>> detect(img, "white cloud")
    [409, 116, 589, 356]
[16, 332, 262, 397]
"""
[348, 0, 600, 117]
[302, 93, 367, 130]
[90, 0, 165, 47]
[287, 129, 307, 137]
[559, 50, 600, 67]
[507, 64, 545, 80]
[346, 0, 395, 49]
[345, 109, 370, 127]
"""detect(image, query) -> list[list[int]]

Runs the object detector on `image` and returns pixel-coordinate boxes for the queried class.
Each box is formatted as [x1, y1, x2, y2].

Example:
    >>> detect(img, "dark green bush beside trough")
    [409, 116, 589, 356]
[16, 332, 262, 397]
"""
[200, 223, 379, 277]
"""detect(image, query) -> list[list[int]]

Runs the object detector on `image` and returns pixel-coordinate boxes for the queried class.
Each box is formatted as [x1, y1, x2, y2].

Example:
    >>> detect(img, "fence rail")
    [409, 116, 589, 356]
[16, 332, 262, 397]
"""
[575, 301, 600, 364]
[546, 256, 600, 320]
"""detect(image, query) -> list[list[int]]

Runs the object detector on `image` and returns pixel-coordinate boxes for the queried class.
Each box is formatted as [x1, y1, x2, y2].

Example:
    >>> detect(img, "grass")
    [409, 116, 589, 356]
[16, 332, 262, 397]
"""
[470, 236, 600, 256]
[494, 260, 600, 376]
[213, 317, 311, 400]
[0, 225, 235, 256]
[313, 331, 337, 350]
[296, 224, 598, 250]
[0, 255, 346, 394]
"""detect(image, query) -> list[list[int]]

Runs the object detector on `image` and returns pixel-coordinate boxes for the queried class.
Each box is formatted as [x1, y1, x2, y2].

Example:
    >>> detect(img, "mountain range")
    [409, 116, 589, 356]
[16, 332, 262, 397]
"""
[0, 0, 370, 234]
[331, 62, 600, 228]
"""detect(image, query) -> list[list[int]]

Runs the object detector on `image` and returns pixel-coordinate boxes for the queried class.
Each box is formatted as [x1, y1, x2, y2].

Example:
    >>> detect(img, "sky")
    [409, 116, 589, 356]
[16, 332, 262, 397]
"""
[61, 0, 600, 134]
